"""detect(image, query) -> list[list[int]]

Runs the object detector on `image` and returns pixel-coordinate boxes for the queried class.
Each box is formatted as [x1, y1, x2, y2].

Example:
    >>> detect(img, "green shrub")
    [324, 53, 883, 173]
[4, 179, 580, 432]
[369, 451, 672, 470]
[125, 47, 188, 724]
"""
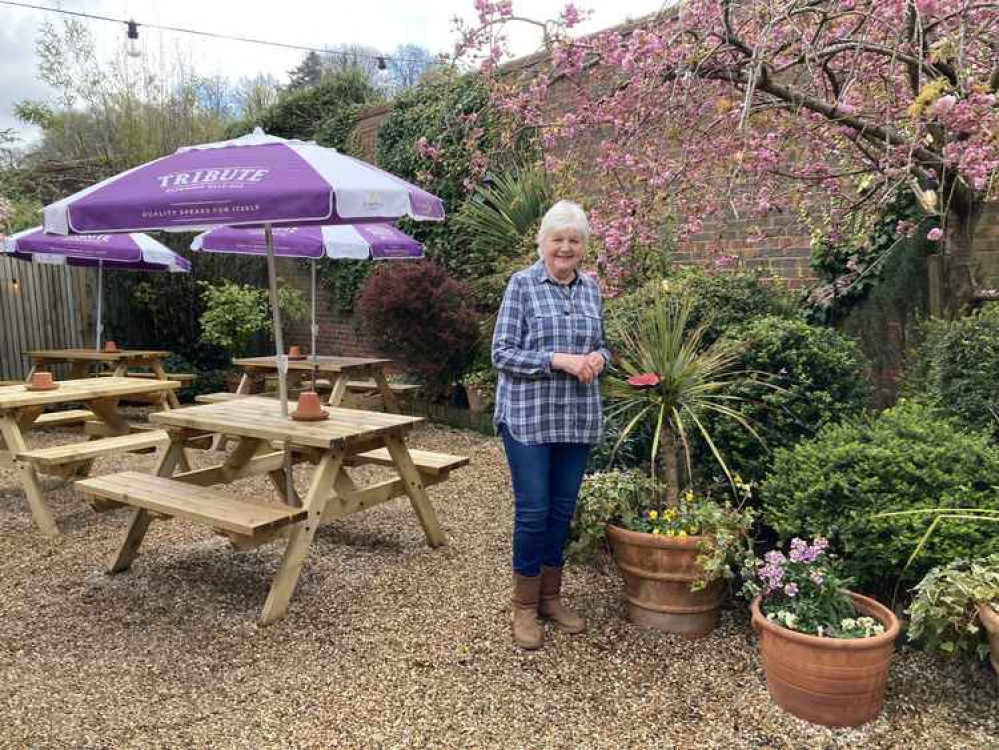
[199, 281, 306, 359]
[907, 305, 999, 435]
[702, 316, 869, 486]
[604, 268, 798, 354]
[597, 270, 799, 474]
[761, 401, 999, 596]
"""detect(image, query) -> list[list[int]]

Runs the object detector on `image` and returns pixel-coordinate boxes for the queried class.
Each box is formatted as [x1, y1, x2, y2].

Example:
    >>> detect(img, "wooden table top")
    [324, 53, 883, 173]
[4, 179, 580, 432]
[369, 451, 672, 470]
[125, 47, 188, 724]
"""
[232, 355, 393, 373]
[0, 377, 179, 410]
[150, 396, 422, 449]
[27, 349, 171, 362]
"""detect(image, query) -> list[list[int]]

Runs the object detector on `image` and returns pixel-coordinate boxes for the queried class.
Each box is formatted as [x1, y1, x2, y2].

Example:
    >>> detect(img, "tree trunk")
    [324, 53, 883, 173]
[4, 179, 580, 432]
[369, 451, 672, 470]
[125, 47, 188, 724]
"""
[659, 422, 679, 508]
[940, 187, 983, 315]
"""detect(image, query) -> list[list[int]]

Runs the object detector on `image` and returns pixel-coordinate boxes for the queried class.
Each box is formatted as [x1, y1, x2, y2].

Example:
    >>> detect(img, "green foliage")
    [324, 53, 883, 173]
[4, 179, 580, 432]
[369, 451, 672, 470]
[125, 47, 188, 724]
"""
[198, 281, 306, 358]
[907, 306, 999, 435]
[907, 554, 999, 660]
[228, 69, 379, 147]
[376, 67, 534, 280]
[568, 470, 656, 562]
[596, 272, 795, 477]
[317, 259, 373, 313]
[604, 268, 798, 355]
[605, 292, 761, 498]
[805, 191, 935, 323]
[761, 401, 999, 596]
[452, 165, 552, 308]
[703, 316, 869, 487]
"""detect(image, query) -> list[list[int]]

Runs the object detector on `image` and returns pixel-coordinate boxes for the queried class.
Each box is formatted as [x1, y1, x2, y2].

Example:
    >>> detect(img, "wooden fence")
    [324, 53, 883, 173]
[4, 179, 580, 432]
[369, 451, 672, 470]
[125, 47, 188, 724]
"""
[0, 256, 92, 380]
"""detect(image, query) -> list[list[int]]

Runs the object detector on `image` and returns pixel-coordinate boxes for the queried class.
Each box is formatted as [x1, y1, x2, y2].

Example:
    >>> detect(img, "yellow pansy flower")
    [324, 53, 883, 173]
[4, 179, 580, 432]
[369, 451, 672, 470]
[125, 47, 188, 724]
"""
[649, 510, 658, 520]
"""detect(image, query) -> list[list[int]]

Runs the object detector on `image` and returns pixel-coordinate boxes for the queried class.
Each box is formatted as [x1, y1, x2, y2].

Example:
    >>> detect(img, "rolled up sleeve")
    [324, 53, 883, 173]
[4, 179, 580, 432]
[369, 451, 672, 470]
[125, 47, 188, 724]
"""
[491, 278, 553, 378]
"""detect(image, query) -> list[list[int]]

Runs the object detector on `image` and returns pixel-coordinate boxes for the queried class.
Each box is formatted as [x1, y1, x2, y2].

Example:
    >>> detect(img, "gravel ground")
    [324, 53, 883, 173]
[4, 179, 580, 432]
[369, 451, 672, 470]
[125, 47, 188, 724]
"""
[1, 414, 997, 749]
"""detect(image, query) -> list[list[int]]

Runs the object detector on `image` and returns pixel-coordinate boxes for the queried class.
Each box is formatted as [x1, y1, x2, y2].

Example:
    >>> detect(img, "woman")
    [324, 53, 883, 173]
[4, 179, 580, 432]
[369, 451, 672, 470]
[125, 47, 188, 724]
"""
[492, 200, 611, 650]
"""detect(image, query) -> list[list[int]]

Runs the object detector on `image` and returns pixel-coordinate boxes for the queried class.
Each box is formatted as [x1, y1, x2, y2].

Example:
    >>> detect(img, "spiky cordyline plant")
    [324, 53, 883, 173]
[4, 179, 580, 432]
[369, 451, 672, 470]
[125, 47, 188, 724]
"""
[605, 291, 764, 507]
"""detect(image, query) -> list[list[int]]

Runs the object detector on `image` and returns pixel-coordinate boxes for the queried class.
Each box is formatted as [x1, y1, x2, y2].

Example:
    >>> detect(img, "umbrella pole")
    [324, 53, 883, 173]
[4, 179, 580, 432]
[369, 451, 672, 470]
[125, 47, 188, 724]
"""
[310, 259, 317, 359]
[264, 223, 288, 417]
[94, 261, 103, 351]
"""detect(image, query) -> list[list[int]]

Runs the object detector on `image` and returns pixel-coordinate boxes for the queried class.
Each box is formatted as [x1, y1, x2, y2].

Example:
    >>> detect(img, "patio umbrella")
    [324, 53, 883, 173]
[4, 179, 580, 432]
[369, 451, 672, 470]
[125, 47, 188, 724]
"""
[1, 226, 190, 351]
[190, 223, 424, 358]
[42, 127, 444, 416]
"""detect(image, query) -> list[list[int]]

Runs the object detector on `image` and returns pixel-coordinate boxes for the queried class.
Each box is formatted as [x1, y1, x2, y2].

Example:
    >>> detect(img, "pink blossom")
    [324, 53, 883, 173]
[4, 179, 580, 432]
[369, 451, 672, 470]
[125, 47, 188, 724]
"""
[927, 227, 944, 241]
[933, 95, 957, 117]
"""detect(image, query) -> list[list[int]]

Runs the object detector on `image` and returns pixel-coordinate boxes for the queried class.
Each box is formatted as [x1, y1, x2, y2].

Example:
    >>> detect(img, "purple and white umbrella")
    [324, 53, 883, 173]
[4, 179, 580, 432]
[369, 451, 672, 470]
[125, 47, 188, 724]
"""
[2, 226, 190, 350]
[42, 128, 445, 416]
[191, 223, 424, 358]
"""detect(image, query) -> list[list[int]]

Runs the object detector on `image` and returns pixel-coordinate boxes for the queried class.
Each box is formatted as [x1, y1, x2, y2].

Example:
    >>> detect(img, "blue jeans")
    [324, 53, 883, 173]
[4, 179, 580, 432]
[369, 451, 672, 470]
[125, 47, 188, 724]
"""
[500, 426, 591, 577]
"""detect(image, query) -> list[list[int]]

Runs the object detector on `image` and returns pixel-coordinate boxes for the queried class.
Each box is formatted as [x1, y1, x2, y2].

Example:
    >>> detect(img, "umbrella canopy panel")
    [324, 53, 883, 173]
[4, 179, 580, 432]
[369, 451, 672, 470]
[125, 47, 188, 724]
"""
[2, 226, 190, 349]
[190, 223, 424, 260]
[43, 128, 445, 236]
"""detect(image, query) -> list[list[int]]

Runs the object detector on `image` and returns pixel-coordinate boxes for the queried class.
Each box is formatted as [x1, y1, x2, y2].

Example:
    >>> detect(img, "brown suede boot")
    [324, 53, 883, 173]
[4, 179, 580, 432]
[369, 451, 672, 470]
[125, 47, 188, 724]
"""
[538, 564, 587, 633]
[511, 573, 544, 650]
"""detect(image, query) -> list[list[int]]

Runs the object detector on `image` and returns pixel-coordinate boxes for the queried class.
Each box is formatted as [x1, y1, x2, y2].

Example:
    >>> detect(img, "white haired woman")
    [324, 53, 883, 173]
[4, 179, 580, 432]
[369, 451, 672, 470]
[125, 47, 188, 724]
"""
[491, 200, 611, 650]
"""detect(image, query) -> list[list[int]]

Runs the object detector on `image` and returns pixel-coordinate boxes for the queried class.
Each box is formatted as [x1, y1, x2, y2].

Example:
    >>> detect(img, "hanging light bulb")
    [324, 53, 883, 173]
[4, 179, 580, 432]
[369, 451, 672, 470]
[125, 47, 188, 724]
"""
[125, 20, 141, 58]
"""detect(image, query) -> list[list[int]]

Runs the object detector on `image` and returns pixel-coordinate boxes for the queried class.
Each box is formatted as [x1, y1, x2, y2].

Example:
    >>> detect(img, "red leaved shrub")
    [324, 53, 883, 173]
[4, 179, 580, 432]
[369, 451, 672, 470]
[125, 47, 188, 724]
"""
[356, 261, 481, 398]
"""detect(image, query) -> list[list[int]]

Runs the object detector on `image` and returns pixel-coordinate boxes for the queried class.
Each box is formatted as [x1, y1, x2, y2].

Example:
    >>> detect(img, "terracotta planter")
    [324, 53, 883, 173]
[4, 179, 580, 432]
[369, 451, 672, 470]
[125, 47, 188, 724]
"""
[606, 524, 724, 637]
[751, 592, 900, 727]
[979, 602, 999, 675]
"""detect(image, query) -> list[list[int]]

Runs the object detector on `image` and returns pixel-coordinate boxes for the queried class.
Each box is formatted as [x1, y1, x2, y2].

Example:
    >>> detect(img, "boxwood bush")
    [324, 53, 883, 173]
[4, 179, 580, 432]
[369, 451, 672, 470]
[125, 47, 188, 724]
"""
[701, 316, 869, 486]
[906, 305, 999, 435]
[761, 400, 999, 596]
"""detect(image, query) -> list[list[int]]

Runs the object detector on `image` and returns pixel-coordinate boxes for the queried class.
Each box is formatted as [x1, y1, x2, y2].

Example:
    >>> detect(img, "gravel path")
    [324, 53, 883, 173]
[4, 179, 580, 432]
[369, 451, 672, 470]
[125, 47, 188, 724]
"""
[1, 418, 996, 748]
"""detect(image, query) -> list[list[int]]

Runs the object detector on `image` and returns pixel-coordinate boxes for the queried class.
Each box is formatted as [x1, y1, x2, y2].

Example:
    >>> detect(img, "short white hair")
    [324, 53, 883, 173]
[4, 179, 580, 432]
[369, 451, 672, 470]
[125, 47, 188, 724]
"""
[536, 200, 590, 258]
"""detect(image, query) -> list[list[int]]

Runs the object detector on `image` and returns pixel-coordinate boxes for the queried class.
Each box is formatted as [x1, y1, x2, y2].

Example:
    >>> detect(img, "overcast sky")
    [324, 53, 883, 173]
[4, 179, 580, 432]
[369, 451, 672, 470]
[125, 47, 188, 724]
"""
[0, 0, 665, 147]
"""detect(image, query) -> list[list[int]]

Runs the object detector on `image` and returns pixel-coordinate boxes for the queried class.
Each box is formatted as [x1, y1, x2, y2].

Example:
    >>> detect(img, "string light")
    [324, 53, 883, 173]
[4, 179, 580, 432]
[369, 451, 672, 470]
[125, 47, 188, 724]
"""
[0, 0, 433, 68]
[125, 20, 140, 58]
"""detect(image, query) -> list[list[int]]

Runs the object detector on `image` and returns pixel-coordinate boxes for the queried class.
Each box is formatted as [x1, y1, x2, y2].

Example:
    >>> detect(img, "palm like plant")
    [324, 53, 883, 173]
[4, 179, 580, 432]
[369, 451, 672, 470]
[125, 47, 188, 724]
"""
[605, 292, 761, 507]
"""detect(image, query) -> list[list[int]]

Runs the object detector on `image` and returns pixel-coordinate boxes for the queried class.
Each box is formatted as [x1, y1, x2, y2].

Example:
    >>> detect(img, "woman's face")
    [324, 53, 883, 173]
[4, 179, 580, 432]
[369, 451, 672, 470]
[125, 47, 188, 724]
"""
[541, 228, 585, 280]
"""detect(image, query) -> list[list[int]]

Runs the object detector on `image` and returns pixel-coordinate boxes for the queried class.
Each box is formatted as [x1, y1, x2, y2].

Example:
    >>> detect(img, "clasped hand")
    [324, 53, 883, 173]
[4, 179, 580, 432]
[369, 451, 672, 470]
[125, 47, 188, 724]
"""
[553, 352, 605, 384]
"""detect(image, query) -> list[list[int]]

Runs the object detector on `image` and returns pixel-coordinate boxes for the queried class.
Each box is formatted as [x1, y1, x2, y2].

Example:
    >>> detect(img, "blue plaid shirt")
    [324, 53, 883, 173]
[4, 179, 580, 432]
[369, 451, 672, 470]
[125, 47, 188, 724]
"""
[492, 261, 611, 445]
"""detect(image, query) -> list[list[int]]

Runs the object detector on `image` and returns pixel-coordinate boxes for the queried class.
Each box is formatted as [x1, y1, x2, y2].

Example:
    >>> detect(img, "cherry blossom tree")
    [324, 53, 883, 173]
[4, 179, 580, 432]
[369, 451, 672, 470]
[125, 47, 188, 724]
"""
[456, 1, 999, 308]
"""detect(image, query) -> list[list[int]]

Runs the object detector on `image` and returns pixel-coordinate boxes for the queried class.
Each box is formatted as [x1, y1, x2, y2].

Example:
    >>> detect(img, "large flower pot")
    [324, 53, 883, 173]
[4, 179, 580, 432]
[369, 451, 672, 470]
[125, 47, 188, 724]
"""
[979, 603, 999, 675]
[465, 385, 494, 414]
[751, 592, 900, 727]
[606, 524, 724, 637]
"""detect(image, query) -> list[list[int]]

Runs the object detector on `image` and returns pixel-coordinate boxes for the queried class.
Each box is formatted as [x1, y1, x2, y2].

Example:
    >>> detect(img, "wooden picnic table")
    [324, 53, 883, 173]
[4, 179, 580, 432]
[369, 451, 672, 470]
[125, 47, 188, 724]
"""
[232, 355, 403, 412]
[77, 395, 468, 624]
[26, 349, 180, 408]
[0, 377, 181, 536]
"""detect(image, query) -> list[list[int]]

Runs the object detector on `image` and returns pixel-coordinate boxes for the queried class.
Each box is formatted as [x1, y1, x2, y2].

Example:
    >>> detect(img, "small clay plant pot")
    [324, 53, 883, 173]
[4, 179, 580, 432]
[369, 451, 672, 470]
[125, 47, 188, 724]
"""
[291, 390, 329, 421]
[287, 345, 305, 361]
[103, 340, 119, 353]
[26, 371, 59, 391]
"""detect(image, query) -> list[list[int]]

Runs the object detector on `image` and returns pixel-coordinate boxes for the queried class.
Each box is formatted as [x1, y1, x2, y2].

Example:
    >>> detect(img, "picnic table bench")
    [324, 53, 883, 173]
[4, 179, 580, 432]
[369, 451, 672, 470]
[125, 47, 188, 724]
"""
[76, 395, 468, 624]
[0, 377, 181, 536]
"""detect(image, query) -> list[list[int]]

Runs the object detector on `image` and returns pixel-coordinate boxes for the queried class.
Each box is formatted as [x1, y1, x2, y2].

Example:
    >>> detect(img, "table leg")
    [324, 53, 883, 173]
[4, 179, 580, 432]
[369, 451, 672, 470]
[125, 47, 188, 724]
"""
[372, 371, 401, 413]
[108, 436, 188, 573]
[235, 373, 253, 395]
[261, 448, 343, 625]
[71, 362, 89, 379]
[383, 434, 446, 547]
[86, 397, 131, 436]
[150, 361, 181, 409]
[0, 415, 59, 537]
[325, 373, 348, 407]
